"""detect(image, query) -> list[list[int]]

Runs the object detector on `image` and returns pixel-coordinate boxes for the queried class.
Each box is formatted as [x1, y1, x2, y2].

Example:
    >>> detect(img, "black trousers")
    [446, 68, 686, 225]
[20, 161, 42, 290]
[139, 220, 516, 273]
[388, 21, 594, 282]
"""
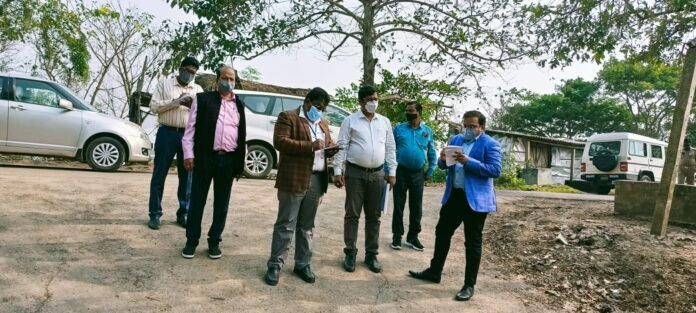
[430, 188, 488, 287]
[185, 153, 238, 246]
[391, 165, 424, 240]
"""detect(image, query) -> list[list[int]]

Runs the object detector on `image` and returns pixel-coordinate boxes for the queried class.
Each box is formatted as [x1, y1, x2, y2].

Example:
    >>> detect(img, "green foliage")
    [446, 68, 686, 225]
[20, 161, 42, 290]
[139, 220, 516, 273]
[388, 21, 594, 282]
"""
[598, 59, 681, 139]
[239, 67, 262, 82]
[498, 184, 580, 193]
[333, 69, 462, 142]
[165, 0, 535, 87]
[526, 1, 696, 65]
[430, 167, 446, 184]
[494, 153, 526, 188]
[491, 78, 633, 139]
[0, 0, 91, 86]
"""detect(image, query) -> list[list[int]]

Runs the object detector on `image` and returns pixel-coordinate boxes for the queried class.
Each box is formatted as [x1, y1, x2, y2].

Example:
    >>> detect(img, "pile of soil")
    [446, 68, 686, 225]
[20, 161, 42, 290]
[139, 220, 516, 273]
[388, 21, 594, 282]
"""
[486, 197, 696, 313]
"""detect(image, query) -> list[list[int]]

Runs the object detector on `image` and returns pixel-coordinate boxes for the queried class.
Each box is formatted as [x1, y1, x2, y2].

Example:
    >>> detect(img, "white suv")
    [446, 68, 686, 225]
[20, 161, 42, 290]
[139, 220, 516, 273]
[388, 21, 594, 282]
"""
[236, 90, 350, 178]
[0, 72, 152, 171]
[580, 132, 667, 194]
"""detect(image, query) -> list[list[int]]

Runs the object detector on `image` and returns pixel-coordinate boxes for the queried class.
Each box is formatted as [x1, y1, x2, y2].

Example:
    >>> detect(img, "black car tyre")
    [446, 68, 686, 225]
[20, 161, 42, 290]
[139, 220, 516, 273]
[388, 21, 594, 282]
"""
[244, 144, 274, 179]
[86, 137, 125, 172]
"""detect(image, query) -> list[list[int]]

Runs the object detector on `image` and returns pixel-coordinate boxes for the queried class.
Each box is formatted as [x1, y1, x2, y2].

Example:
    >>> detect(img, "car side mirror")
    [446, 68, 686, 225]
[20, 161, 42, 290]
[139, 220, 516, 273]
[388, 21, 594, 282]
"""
[59, 99, 74, 110]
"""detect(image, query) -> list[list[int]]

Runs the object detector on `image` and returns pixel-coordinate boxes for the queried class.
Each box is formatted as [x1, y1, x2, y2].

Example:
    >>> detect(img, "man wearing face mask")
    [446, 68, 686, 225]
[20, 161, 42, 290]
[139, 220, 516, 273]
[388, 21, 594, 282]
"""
[264, 87, 339, 286]
[147, 56, 204, 230]
[333, 86, 397, 273]
[390, 101, 437, 251]
[409, 110, 501, 302]
[180, 65, 247, 259]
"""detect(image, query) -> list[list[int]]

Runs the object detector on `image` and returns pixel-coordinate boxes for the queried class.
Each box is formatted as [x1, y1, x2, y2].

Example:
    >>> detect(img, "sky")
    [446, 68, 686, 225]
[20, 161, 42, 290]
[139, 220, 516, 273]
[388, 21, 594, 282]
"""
[122, 0, 602, 117]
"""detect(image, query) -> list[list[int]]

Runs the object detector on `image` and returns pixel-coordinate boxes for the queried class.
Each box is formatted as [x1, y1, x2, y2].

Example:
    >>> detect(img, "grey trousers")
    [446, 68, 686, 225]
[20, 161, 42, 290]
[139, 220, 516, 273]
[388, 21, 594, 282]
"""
[267, 173, 323, 269]
[344, 165, 385, 256]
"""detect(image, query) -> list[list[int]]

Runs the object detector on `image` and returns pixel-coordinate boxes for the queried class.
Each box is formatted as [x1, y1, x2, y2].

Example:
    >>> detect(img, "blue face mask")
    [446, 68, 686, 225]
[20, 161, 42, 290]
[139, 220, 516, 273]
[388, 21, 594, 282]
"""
[463, 128, 476, 143]
[307, 105, 322, 122]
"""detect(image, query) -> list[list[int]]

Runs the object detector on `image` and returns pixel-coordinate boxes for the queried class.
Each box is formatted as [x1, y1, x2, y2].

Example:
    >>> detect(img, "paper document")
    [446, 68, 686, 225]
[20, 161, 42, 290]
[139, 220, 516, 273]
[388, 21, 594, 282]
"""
[445, 145, 464, 166]
[380, 183, 390, 214]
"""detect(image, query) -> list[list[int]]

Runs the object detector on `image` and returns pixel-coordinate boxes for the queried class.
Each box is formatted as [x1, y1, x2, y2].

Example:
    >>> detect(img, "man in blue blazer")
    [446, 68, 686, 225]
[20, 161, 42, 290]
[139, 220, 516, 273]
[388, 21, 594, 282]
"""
[409, 110, 502, 301]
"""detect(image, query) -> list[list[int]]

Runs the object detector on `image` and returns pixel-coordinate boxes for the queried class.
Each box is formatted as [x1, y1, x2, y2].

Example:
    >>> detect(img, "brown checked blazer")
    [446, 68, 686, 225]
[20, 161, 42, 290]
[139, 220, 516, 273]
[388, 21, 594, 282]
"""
[273, 107, 335, 194]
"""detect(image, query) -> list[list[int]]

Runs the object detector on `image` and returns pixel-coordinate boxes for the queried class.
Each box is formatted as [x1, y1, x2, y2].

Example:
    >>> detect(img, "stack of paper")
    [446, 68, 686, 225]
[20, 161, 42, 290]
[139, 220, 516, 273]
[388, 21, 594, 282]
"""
[445, 145, 464, 166]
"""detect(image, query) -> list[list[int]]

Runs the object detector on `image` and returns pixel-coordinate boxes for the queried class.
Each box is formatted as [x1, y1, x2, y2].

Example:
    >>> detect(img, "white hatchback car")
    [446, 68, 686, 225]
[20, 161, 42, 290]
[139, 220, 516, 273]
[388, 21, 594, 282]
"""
[0, 72, 152, 171]
[236, 90, 351, 178]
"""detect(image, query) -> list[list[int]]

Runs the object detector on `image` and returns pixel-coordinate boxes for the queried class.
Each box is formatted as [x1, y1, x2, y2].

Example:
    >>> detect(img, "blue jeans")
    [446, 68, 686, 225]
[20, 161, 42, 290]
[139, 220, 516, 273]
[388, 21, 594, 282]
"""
[148, 125, 192, 219]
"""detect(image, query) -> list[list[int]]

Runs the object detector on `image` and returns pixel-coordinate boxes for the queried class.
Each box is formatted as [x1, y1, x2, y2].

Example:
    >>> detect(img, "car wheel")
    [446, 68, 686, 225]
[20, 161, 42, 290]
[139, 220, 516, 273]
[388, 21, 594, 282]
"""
[639, 174, 653, 182]
[86, 137, 125, 172]
[244, 145, 274, 179]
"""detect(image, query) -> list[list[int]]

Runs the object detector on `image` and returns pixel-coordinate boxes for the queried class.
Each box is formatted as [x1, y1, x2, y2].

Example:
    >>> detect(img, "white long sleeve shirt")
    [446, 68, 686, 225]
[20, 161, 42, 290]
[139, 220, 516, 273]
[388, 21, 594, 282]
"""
[333, 110, 397, 176]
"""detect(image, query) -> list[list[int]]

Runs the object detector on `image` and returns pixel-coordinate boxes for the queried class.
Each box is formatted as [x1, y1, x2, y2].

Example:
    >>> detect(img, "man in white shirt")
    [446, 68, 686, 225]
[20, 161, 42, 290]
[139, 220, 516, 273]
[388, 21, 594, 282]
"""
[333, 85, 397, 273]
[147, 57, 204, 230]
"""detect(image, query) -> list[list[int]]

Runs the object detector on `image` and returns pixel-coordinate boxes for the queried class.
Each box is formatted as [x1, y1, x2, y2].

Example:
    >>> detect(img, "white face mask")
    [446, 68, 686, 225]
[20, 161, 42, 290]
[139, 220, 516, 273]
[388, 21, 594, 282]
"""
[365, 100, 378, 113]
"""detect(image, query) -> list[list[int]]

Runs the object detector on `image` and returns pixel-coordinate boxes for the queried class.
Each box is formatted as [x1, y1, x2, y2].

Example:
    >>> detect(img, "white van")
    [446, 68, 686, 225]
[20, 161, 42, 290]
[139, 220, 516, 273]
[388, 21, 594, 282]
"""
[580, 132, 667, 194]
[236, 90, 351, 179]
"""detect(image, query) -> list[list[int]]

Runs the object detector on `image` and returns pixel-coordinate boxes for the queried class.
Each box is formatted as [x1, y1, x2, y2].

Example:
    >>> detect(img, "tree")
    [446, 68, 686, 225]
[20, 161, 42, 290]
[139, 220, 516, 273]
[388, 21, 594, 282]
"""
[598, 59, 681, 139]
[164, 0, 534, 87]
[239, 67, 262, 82]
[30, 0, 91, 88]
[80, 2, 167, 118]
[526, 0, 696, 66]
[491, 78, 632, 139]
[334, 69, 462, 141]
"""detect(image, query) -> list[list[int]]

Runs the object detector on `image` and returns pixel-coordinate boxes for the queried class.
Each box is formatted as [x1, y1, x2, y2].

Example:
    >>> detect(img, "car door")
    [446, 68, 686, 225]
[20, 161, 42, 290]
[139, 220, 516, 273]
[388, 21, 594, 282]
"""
[627, 140, 650, 178]
[7, 78, 82, 153]
[0, 76, 8, 146]
[237, 94, 275, 143]
[649, 144, 665, 181]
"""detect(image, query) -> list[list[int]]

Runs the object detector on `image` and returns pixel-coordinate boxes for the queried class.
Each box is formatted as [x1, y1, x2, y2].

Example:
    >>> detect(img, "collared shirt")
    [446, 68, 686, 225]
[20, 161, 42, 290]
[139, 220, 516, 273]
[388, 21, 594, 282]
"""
[150, 77, 204, 128]
[181, 95, 240, 160]
[394, 121, 437, 176]
[453, 134, 481, 189]
[299, 106, 326, 171]
[333, 110, 397, 176]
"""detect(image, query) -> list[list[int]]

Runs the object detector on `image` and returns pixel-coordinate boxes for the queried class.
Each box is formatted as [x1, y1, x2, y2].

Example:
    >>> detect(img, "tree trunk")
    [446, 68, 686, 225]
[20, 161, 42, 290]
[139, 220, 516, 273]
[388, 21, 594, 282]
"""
[361, 1, 377, 86]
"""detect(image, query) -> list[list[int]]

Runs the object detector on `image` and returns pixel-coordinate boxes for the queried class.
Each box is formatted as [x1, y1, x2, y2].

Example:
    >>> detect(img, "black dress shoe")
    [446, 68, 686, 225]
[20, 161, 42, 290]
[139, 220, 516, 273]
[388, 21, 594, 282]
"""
[147, 217, 161, 230]
[455, 285, 475, 301]
[364, 255, 382, 273]
[343, 249, 357, 272]
[293, 265, 316, 283]
[408, 268, 441, 283]
[265, 266, 280, 286]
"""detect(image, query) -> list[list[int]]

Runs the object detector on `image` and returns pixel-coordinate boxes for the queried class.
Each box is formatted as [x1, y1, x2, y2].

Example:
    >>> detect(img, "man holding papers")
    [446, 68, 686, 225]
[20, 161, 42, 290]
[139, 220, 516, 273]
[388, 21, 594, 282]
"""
[390, 101, 437, 251]
[409, 110, 502, 302]
[264, 88, 338, 286]
[333, 85, 397, 274]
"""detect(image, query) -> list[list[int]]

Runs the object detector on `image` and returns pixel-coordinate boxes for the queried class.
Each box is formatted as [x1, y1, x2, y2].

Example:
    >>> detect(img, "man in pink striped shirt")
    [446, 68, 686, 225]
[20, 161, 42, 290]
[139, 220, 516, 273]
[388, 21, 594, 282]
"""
[180, 65, 247, 260]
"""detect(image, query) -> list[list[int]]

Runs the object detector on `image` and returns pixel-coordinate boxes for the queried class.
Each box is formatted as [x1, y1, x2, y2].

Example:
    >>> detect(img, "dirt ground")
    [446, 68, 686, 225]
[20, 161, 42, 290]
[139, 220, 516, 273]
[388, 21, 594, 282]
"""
[0, 165, 694, 313]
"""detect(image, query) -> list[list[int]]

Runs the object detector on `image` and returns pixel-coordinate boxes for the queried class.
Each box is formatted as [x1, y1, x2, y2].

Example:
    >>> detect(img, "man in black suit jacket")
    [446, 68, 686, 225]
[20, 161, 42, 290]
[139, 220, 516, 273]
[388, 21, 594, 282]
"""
[180, 65, 247, 259]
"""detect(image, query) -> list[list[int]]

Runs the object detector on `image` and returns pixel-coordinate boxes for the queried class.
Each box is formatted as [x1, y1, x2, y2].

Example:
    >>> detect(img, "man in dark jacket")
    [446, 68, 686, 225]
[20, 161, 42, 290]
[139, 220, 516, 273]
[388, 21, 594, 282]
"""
[264, 87, 338, 286]
[180, 65, 247, 259]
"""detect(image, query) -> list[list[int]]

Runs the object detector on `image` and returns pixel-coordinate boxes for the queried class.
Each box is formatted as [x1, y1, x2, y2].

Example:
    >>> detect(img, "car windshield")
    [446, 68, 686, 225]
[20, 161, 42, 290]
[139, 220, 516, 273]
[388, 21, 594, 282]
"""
[56, 83, 98, 112]
[589, 141, 621, 156]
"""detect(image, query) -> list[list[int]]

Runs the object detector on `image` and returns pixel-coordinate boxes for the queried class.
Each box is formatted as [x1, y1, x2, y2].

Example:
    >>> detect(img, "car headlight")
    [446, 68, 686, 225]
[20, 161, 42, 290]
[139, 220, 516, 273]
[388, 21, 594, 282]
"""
[140, 132, 150, 142]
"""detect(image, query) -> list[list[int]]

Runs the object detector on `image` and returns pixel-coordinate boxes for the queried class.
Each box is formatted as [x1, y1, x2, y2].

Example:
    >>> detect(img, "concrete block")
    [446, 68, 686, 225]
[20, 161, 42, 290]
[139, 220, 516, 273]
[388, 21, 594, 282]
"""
[614, 181, 696, 226]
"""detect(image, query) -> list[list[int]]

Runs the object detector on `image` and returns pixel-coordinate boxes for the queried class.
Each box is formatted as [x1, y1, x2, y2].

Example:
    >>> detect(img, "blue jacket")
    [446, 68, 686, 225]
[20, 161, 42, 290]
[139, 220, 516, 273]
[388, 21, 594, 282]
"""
[438, 132, 502, 212]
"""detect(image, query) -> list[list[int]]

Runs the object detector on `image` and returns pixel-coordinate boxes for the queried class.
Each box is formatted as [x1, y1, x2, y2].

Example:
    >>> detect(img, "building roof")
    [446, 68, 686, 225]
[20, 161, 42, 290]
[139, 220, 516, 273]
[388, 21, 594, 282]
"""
[485, 129, 585, 148]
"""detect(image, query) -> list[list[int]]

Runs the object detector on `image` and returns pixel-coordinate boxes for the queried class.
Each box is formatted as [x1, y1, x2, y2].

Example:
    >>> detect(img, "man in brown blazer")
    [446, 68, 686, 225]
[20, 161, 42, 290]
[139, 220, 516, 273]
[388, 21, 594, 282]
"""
[264, 87, 339, 286]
